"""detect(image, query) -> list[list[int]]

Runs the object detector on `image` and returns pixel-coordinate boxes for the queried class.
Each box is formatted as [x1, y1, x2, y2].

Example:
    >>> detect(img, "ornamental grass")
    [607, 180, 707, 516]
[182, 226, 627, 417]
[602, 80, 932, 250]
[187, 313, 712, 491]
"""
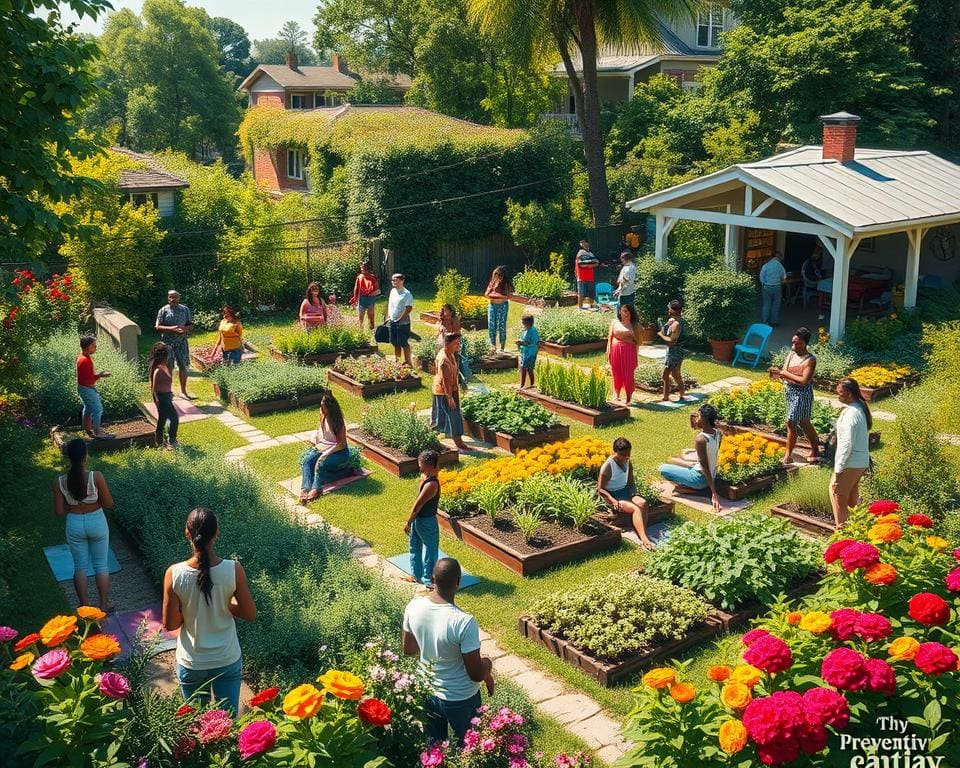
[273, 324, 371, 357]
[716, 431, 784, 485]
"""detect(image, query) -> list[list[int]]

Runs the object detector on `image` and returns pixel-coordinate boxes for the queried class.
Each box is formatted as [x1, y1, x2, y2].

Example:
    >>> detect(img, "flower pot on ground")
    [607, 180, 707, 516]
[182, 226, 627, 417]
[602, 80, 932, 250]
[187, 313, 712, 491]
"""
[707, 338, 738, 362]
[683, 269, 757, 360]
[633, 257, 683, 327]
[637, 324, 658, 344]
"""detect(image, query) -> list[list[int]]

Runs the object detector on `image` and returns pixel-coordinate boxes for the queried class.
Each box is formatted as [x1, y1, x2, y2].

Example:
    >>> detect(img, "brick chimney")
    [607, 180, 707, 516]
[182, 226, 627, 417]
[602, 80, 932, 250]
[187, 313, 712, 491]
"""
[331, 53, 346, 73]
[285, 51, 299, 70]
[820, 111, 860, 163]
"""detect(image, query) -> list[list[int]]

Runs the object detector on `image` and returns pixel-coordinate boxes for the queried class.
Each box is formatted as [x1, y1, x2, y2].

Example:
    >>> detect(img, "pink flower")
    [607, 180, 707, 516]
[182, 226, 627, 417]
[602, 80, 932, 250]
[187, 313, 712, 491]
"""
[824, 539, 857, 564]
[463, 729, 480, 752]
[864, 658, 897, 696]
[32, 648, 71, 679]
[830, 609, 860, 641]
[97, 672, 131, 699]
[421, 743, 446, 767]
[953, 547, 960, 561]
[854, 613, 892, 643]
[238, 720, 277, 760]
[946, 567, 960, 592]
[742, 628, 772, 647]
[839, 542, 880, 572]
[744, 634, 793, 674]
[742, 691, 804, 746]
[802, 687, 849, 729]
[914, 643, 959, 675]
[197, 709, 233, 744]
[821, 648, 868, 691]
[481, 738, 496, 753]
[0, 626, 17, 643]
[506, 733, 529, 755]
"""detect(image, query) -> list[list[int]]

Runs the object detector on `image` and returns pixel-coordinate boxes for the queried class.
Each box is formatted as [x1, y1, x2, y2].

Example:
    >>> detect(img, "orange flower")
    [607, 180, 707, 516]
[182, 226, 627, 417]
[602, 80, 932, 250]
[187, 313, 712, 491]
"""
[80, 633, 121, 661]
[642, 668, 676, 690]
[887, 637, 920, 662]
[283, 683, 324, 719]
[669, 682, 696, 703]
[785, 611, 803, 626]
[868, 523, 902, 544]
[39, 615, 77, 647]
[719, 720, 748, 754]
[729, 664, 761, 688]
[721, 682, 752, 711]
[9, 652, 34, 671]
[875, 513, 900, 524]
[707, 665, 731, 682]
[316, 670, 365, 700]
[77, 606, 106, 621]
[864, 562, 898, 585]
[799, 611, 833, 634]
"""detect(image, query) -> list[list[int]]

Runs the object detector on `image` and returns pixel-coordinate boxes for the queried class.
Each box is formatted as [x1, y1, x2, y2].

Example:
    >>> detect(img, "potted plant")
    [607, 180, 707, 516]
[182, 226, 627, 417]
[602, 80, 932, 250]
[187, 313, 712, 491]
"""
[683, 268, 757, 362]
[633, 257, 683, 343]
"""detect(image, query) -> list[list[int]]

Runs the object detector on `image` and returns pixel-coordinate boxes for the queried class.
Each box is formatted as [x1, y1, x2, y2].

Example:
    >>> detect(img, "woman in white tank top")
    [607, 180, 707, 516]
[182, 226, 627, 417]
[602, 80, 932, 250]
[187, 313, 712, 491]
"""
[658, 404, 724, 513]
[162, 507, 256, 715]
[597, 437, 656, 550]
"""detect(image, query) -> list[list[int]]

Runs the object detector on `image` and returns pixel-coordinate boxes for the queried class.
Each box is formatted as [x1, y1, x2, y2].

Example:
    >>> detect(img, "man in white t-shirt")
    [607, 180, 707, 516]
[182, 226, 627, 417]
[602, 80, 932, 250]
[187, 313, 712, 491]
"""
[387, 273, 414, 366]
[402, 558, 494, 745]
[758, 252, 787, 326]
[614, 250, 636, 308]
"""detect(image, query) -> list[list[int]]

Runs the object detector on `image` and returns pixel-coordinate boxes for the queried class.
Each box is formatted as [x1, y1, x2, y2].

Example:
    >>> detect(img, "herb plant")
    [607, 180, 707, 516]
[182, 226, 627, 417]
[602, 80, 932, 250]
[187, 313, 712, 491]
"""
[273, 324, 371, 356]
[708, 380, 837, 436]
[536, 358, 609, 408]
[513, 269, 567, 299]
[553, 475, 600, 531]
[645, 512, 819, 611]
[332, 354, 415, 384]
[359, 401, 442, 457]
[470, 481, 509, 522]
[536, 308, 608, 345]
[209, 359, 327, 404]
[634, 363, 696, 391]
[461, 390, 557, 435]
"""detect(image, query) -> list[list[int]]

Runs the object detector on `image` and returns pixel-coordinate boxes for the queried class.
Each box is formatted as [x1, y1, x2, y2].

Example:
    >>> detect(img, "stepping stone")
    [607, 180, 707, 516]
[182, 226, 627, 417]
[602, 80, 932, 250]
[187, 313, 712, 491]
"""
[140, 396, 212, 424]
[573, 712, 624, 749]
[637, 393, 707, 411]
[384, 551, 481, 589]
[637, 345, 666, 360]
[538, 693, 601, 726]
[653, 481, 747, 516]
[726, 376, 752, 385]
[278, 471, 372, 499]
[873, 410, 897, 421]
[620, 521, 671, 548]
[101, 603, 178, 658]
[513, 670, 563, 702]
[44, 544, 122, 581]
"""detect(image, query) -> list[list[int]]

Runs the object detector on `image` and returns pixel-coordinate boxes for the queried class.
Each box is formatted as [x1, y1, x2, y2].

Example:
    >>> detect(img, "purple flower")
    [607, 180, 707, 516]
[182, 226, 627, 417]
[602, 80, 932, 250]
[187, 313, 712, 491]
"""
[0, 626, 18, 643]
[98, 671, 131, 699]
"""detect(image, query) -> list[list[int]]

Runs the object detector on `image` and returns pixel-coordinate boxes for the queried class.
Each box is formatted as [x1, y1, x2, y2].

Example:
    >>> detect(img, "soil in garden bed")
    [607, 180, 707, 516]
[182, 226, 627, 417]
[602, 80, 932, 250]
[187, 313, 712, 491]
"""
[51, 418, 156, 452]
[770, 502, 838, 536]
[347, 429, 459, 475]
[460, 513, 609, 554]
[635, 379, 698, 395]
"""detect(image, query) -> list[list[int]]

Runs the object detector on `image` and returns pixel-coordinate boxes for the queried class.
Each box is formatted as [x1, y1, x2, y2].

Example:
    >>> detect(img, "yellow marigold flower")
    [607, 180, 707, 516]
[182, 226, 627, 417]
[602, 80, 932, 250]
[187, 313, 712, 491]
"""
[785, 611, 803, 625]
[283, 683, 324, 719]
[669, 682, 696, 703]
[39, 615, 78, 647]
[799, 611, 833, 634]
[317, 670, 365, 700]
[707, 665, 731, 682]
[729, 664, 762, 688]
[868, 523, 902, 544]
[927, 536, 949, 552]
[80, 633, 122, 661]
[77, 606, 106, 621]
[888, 636, 920, 661]
[720, 682, 752, 710]
[719, 720, 748, 754]
[10, 652, 34, 671]
[875, 513, 900, 524]
[736, 453, 750, 465]
[642, 668, 676, 689]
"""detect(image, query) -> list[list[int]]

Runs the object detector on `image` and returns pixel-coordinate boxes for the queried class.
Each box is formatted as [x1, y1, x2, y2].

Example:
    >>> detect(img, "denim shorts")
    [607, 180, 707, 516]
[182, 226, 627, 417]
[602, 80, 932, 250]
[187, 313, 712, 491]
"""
[77, 385, 103, 423]
[358, 295, 377, 309]
[222, 348, 242, 364]
[66, 510, 110, 575]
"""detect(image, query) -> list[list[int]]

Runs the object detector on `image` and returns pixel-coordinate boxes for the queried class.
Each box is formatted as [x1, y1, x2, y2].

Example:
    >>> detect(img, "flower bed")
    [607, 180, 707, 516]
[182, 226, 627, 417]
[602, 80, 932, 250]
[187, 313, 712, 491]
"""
[419, 296, 488, 330]
[209, 359, 327, 417]
[710, 381, 837, 444]
[535, 308, 609, 356]
[271, 324, 376, 365]
[768, 361, 918, 401]
[326, 355, 421, 399]
[189, 341, 260, 371]
[460, 390, 568, 452]
[634, 363, 698, 394]
[716, 431, 787, 494]
[349, 402, 456, 476]
[521, 359, 630, 426]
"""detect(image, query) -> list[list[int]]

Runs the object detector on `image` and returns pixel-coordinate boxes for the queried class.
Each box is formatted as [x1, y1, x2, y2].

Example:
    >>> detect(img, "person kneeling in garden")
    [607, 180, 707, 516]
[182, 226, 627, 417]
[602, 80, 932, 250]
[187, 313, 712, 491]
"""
[403, 450, 441, 591]
[403, 558, 494, 746]
[300, 393, 353, 502]
[598, 437, 655, 550]
[658, 404, 723, 513]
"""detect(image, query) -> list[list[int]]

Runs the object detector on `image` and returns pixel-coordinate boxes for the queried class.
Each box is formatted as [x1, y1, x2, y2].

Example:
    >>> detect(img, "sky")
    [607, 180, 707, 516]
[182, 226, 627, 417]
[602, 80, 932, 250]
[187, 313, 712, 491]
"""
[60, 0, 317, 42]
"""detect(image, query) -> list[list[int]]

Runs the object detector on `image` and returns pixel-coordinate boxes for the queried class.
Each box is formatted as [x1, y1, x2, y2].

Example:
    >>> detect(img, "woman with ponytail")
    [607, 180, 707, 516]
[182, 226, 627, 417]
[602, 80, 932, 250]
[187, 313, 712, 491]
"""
[830, 378, 873, 527]
[162, 508, 256, 715]
[53, 438, 115, 609]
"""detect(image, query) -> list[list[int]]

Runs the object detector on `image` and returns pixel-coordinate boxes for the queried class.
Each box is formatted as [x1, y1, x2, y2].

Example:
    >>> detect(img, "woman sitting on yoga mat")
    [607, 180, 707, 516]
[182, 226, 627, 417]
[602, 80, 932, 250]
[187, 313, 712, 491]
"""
[300, 393, 353, 501]
[658, 403, 722, 514]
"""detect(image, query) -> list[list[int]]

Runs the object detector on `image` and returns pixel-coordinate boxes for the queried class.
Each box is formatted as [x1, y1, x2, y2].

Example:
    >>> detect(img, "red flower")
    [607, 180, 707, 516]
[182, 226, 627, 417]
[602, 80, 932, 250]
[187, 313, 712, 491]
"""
[249, 687, 280, 708]
[743, 634, 793, 674]
[757, 741, 800, 766]
[868, 500, 900, 515]
[796, 713, 828, 755]
[854, 613, 892, 643]
[357, 697, 392, 726]
[743, 691, 804, 746]
[824, 539, 857, 564]
[864, 658, 897, 696]
[14, 632, 39, 652]
[821, 648, 868, 691]
[171, 735, 196, 761]
[175, 705, 196, 717]
[945, 567, 960, 592]
[914, 642, 959, 675]
[908, 593, 951, 626]
[829, 609, 860, 642]
[742, 628, 772, 647]
[839, 543, 880, 572]
[802, 687, 849, 729]
[905, 514, 933, 528]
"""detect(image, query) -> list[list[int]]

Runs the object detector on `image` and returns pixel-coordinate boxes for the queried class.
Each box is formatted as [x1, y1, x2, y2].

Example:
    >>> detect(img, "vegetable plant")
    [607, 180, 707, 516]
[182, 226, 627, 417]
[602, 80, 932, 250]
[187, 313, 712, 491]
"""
[461, 390, 557, 435]
[553, 475, 599, 531]
[536, 358, 609, 408]
[209, 359, 326, 404]
[332, 355, 415, 384]
[512, 509, 542, 542]
[273, 324, 371, 356]
[512, 269, 567, 299]
[535, 308, 608, 345]
[359, 401, 442, 457]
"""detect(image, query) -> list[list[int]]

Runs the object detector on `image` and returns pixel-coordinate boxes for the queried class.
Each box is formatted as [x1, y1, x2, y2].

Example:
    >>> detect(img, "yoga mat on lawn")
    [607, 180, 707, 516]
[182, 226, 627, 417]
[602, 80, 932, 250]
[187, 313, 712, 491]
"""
[279, 469, 372, 499]
[140, 396, 210, 424]
[102, 604, 178, 658]
[43, 544, 122, 581]
[385, 552, 481, 590]
[637, 392, 706, 411]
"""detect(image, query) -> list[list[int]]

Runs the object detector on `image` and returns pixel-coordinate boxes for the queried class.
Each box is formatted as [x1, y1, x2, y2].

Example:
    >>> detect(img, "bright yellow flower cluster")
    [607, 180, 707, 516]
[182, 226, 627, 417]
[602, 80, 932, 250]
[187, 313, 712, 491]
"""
[717, 432, 784, 476]
[438, 436, 608, 501]
[459, 296, 488, 315]
[849, 363, 913, 388]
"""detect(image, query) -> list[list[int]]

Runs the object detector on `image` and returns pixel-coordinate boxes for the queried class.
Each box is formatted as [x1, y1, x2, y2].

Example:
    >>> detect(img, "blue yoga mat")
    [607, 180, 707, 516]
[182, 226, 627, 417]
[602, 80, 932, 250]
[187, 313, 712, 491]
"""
[639, 392, 707, 411]
[386, 551, 481, 590]
[43, 544, 122, 582]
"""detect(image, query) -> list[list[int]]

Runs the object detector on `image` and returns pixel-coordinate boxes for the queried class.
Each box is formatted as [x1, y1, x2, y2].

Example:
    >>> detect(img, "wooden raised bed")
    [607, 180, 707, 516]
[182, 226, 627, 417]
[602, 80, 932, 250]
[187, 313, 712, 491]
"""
[189, 341, 260, 372]
[768, 368, 920, 402]
[508, 292, 579, 308]
[419, 311, 488, 331]
[770, 503, 838, 537]
[326, 369, 422, 399]
[269, 344, 379, 366]
[461, 418, 569, 453]
[716, 466, 796, 501]
[347, 429, 458, 477]
[599, 499, 675, 534]
[212, 382, 326, 418]
[518, 613, 723, 687]
[418, 351, 519, 376]
[51, 418, 156, 453]
[715, 421, 881, 450]
[538, 339, 607, 358]
[516, 387, 630, 427]
[437, 510, 621, 576]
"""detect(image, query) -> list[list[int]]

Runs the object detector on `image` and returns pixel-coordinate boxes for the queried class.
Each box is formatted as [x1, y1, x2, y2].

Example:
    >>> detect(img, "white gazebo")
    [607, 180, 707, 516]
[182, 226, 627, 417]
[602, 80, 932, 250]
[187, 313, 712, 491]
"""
[625, 112, 960, 339]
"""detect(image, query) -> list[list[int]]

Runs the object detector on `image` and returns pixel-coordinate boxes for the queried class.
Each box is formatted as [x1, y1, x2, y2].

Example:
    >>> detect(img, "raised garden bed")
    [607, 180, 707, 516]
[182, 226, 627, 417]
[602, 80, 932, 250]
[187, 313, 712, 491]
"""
[51, 418, 156, 453]
[418, 351, 518, 376]
[212, 382, 326, 418]
[517, 613, 723, 687]
[419, 311, 488, 331]
[712, 572, 824, 632]
[769, 368, 920, 402]
[508, 292, 579, 308]
[715, 421, 881, 450]
[516, 387, 630, 427]
[326, 368, 422, 399]
[437, 510, 621, 576]
[635, 379, 699, 395]
[347, 429, 458, 477]
[770, 503, 838, 537]
[601, 499, 675, 531]
[189, 341, 259, 372]
[538, 340, 607, 358]
[269, 344, 379, 366]
[716, 466, 796, 501]
[462, 418, 569, 453]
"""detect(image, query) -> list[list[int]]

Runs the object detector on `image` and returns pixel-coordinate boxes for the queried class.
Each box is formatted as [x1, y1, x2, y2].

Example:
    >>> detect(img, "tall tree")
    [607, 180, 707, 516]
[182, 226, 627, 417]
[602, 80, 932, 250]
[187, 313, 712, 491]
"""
[467, 0, 697, 225]
[1, 0, 109, 262]
[80, 9, 142, 145]
[204, 16, 252, 78]
[252, 20, 321, 66]
[909, 0, 959, 149]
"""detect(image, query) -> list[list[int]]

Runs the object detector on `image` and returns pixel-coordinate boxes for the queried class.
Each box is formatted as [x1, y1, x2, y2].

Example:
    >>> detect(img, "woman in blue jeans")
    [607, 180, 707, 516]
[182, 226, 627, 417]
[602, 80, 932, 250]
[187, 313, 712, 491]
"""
[162, 507, 256, 716]
[659, 404, 723, 513]
[300, 393, 353, 502]
[484, 266, 513, 352]
[53, 439, 115, 610]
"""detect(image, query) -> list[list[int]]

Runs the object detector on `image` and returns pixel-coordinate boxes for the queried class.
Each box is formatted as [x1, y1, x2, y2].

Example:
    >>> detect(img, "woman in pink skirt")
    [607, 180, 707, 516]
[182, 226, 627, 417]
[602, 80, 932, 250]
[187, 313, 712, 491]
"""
[607, 303, 640, 404]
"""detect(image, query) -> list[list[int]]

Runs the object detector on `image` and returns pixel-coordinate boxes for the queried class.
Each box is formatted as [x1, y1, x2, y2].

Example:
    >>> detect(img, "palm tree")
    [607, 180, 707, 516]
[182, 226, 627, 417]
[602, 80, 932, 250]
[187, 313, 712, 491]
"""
[468, 0, 699, 225]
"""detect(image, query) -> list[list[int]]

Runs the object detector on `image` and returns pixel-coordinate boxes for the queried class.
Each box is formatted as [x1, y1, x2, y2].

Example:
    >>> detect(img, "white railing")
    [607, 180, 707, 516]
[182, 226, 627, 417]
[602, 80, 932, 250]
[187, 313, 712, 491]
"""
[539, 112, 581, 136]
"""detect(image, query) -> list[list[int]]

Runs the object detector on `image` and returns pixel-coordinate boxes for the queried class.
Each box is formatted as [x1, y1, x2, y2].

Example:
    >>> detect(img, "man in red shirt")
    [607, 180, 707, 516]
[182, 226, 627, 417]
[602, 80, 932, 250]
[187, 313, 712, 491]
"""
[574, 239, 599, 309]
[76, 336, 113, 439]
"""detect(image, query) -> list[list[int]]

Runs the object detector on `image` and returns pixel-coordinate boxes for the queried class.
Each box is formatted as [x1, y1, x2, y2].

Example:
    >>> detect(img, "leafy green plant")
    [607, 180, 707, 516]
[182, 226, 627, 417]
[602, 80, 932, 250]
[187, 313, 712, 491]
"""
[529, 573, 710, 660]
[770, 341, 856, 381]
[536, 358, 609, 409]
[512, 509, 542, 543]
[461, 390, 557, 435]
[470, 481, 509, 522]
[633, 257, 683, 325]
[332, 355, 415, 384]
[633, 473, 664, 507]
[434, 268, 471, 313]
[683, 268, 756, 341]
[513, 472, 561, 519]
[708, 380, 837, 436]
[273, 324, 371, 357]
[209, 358, 327, 404]
[634, 363, 696, 391]
[359, 401, 442, 457]
[776, 467, 835, 519]
[553, 475, 599, 531]
[845, 313, 914, 351]
[535, 308, 608, 344]
[646, 512, 818, 611]
[512, 269, 567, 299]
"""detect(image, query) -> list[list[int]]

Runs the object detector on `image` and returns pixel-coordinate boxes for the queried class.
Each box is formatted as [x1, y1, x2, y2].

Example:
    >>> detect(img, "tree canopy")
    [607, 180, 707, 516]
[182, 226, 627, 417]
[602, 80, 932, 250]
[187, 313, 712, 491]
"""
[203, 16, 252, 78]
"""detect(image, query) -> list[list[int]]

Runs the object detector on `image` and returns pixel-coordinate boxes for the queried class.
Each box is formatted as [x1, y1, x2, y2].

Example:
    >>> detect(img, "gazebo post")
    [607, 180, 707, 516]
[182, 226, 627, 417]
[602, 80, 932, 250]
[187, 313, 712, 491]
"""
[653, 213, 676, 262]
[828, 236, 850, 340]
[904, 228, 926, 308]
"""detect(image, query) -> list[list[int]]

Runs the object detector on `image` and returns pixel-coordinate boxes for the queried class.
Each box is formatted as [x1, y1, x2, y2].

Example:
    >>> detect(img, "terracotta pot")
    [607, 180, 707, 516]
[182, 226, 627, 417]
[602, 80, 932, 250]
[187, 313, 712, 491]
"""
[637, 324, 658, 344]
[708, 338, 738, 362]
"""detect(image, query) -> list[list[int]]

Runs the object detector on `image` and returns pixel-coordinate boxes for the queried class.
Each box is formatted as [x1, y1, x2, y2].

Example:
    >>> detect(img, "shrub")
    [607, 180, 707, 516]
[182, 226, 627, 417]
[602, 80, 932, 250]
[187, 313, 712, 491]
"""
[359, 401, 442, 457]
[646, 512, 819, 610]
[708, 380, 837, 436]
[917, 286, 960, 323]
[529, 573, 710, 660]
[512, 269, 567, 299]
[313, 243, 364, 301]
[535, 308, 608, 344]
[716, 431, 784, 484]
[535, 358, 609, 409]
[633, 257, 683, 325]
[460, 390, 557, 435]
[434, 268, 471, 313]
[683, 268, 756, 341]
[273, 325, 372, 357]
[770, 341, 856, 381]
[27, 332, 141, 424]
[924, 321, 960, 427]
[209, 359, 326, 404]
[503, 198, 568, 264]
[845, 314, 913, 351]
[634, 362, 696, 390]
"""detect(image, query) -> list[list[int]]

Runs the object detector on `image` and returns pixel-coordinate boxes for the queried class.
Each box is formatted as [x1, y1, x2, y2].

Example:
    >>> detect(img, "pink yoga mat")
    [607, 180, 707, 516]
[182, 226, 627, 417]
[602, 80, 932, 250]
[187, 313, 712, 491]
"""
[102, 604, 178, 657]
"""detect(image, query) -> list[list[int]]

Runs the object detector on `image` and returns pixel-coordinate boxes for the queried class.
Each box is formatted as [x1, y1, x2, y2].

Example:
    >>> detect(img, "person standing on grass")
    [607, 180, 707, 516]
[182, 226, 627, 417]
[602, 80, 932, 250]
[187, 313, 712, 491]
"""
[350, 261, 380, 330]
[759, 251, 787, 326]
[299, 393, 353, 502]
[598, 437, 655, 550]
[658, 300, 688, 403]
[402, 558, 495, 746]
[516, 314, 539, 389]
[149, 342, 179, 450]
[830, 378, 872, 527]
[484, 265, 513, 353]
[771, 327, 819, 464]
[387, 273, 414, 367]
[574, 239, 599, 309]
[76, 335, 113, 439]
[403, 450, 441, 591]
[658, 404, 723, 513]
[613, 250, 636, 308]
[53, 438, 115, 611]
[607, 303, 640, 404]
[299, 282, 329, 330]
[155, 290, 195, 400]
[436, 304, 471, 383]
[163, 507, 256, 717]
[432, 333, 468, 451]
[213, 306, 243, 364]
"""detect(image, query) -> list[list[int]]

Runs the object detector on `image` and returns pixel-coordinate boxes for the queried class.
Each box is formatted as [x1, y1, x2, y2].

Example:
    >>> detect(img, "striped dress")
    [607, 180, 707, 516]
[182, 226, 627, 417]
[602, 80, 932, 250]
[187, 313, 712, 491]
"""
[784, 352, 815, 423]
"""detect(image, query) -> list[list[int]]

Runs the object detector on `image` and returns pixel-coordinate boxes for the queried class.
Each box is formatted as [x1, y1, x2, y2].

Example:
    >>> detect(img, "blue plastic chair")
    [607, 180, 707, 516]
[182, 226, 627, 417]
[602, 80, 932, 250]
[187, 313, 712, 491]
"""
[595, 281, 617, 311]
[731, 324, 774, 369]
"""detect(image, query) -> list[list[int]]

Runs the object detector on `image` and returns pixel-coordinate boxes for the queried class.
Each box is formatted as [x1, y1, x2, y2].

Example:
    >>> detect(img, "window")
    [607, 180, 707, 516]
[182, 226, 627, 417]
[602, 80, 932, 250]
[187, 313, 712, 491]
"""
[287, 149, 304, 180]
[696, 3, 725, 48]
[289, 93, 313, 109]
[130, 192, 159, 208]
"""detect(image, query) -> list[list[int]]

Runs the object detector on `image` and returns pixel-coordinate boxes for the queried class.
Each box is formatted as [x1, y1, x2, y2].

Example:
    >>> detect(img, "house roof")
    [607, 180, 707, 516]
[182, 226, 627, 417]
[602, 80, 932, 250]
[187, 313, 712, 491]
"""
[625, 145, 960, 236]
[110, 147, 189, 191]
[238, 65, 412, 93]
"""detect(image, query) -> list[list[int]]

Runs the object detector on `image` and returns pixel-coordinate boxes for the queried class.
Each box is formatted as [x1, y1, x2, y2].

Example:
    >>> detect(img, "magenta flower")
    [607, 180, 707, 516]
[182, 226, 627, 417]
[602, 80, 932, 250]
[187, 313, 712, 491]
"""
[197, 709, 233, 744]
[98, 671, 131, 699]
[0, 626, 17, 643]
[238, 719, 277, 759]
[421, 743, 446, 767]
[32, 648, 71, 679]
